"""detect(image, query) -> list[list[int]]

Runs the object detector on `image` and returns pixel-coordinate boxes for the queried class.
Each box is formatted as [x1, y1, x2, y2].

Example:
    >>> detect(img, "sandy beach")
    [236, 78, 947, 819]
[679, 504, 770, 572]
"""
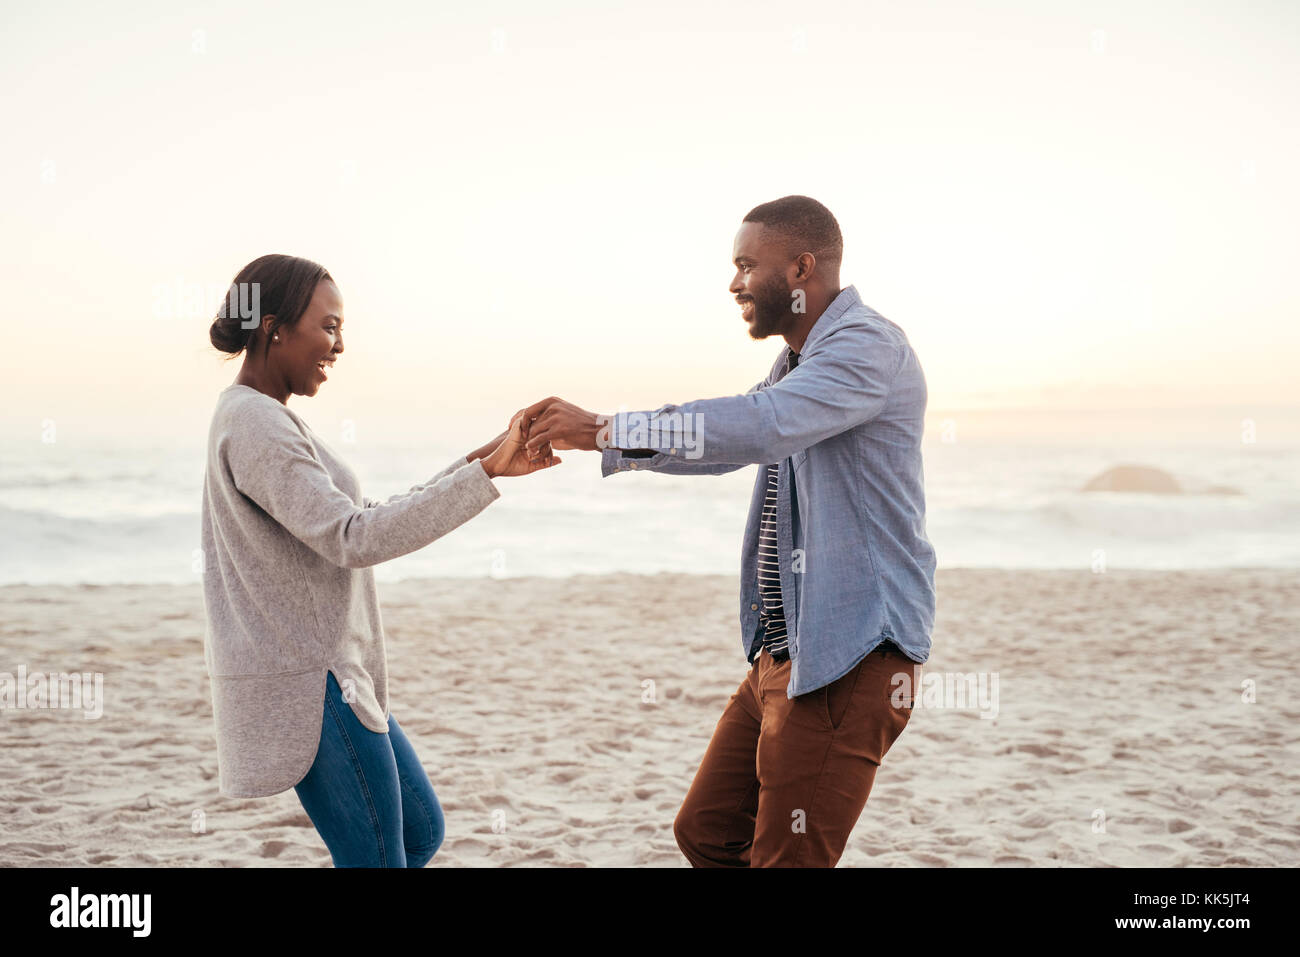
[2, 568, 1297, 867]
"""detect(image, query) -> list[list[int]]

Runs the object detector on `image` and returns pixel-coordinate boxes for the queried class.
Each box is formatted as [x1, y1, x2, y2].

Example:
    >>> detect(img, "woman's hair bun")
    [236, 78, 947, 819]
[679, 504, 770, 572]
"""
[208, 254, 332, 359]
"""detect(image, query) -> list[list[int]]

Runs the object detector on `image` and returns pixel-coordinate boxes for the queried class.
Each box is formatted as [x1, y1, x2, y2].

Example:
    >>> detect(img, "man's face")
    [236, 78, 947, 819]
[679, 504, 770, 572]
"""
[729, 221, 796, 340]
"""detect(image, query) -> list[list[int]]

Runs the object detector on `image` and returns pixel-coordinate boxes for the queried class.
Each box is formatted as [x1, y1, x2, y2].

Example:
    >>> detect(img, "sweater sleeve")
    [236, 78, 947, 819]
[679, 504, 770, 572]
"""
[222, 403, 499, 569]
[362, 456, 469, 508]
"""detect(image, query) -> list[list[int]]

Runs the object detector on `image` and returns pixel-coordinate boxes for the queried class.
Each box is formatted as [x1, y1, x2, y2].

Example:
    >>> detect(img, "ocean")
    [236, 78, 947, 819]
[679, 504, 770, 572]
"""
[3, 428, 1297, 586]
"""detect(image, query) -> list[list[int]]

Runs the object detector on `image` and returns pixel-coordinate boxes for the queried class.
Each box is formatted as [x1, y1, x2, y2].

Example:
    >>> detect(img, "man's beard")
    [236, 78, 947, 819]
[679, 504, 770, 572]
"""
[744, 275, 795, 340]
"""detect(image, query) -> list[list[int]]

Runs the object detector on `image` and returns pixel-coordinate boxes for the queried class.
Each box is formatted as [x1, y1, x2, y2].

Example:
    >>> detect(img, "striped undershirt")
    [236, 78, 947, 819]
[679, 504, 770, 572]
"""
[756, 349, 799, 661]
[757, 462, 789, 660]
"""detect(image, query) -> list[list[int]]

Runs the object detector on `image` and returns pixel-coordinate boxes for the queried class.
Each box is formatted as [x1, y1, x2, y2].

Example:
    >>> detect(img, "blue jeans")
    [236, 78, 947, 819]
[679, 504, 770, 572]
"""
[293, 671, 445, 867]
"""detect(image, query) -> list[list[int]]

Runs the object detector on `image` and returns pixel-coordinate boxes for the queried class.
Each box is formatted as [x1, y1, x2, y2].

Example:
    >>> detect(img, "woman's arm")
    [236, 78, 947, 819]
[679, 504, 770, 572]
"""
[363, 455, 474, 508]
[361, 420, 555, 509]
[224, 401, 504, 569]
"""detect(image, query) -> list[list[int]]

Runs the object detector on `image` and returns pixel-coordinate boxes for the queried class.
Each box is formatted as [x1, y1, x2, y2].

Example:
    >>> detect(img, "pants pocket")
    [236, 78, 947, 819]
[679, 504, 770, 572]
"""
[821, 657, 866, 732]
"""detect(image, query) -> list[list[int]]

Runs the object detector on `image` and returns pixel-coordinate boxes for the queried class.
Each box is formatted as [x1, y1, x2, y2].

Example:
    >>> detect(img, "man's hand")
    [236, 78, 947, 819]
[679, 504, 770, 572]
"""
[520, 397, 607, 453]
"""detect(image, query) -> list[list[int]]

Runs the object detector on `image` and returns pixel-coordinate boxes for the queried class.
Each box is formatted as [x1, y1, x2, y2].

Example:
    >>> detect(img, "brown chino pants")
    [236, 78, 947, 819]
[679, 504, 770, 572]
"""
[673, 642, 919, 867]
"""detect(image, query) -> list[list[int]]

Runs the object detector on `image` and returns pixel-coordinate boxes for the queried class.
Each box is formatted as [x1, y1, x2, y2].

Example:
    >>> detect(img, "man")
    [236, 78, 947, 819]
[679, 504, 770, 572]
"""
[523, 195, 936, 867]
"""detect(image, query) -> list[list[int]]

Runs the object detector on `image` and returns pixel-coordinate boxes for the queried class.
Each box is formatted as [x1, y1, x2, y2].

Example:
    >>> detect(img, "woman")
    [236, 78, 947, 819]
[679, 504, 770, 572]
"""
[200, 253, 557, 867]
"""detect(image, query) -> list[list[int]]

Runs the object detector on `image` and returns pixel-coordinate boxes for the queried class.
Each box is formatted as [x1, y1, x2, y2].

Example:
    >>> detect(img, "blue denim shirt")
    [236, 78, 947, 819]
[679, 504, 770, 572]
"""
[600, 285, 936, 697]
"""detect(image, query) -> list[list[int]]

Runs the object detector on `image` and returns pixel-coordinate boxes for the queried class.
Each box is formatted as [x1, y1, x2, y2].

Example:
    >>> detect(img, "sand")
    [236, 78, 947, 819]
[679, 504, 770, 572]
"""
[1, 569, 1297, 867]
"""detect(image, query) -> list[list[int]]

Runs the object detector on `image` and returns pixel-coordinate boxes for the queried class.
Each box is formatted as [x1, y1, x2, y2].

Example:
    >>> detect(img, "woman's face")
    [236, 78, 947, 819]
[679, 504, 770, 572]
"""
[275, 279, 344, 397]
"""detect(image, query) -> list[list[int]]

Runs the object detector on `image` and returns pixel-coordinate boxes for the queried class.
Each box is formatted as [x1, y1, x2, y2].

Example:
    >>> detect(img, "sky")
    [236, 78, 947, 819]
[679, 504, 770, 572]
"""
[2, 0, 1297, 448]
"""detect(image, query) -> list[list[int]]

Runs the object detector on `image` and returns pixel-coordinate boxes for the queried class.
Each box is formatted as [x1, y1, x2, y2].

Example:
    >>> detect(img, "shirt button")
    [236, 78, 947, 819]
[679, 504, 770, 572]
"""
[669, 448, 677, 455]
[629, 462, 638, 470]
[750, 603, 758, 610]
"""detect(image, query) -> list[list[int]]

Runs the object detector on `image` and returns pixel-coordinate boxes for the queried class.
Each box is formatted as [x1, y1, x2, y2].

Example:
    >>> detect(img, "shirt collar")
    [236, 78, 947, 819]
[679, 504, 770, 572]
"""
[802, 285, 861, 354]
[778, 284, 860, 369]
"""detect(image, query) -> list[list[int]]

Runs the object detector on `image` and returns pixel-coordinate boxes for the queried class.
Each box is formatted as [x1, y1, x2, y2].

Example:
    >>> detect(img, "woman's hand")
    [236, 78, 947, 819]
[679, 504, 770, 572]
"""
[465, 429, 509, 465]
[480, 414, 561, 478]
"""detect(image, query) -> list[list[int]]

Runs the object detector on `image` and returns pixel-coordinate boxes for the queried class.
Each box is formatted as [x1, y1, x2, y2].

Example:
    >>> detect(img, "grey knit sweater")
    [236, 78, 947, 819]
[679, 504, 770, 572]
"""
[200, 384, 500, 797]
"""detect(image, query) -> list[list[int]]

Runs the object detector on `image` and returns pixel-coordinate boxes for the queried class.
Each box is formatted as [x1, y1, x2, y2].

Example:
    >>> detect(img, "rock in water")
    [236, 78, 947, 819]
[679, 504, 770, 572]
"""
[1081, 465, 1182, 494]
[1205, 484, 1243, 496]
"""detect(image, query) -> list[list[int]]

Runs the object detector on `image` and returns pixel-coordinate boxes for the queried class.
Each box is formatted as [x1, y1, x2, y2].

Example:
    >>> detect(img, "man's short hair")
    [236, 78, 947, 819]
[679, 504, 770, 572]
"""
[742, 195, 843, 268]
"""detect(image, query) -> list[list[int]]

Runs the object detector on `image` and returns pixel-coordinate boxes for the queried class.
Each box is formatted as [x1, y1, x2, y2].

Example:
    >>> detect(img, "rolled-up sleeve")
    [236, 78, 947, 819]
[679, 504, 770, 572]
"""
[601, 376, 770, 477]
[600, 446, 748, 477]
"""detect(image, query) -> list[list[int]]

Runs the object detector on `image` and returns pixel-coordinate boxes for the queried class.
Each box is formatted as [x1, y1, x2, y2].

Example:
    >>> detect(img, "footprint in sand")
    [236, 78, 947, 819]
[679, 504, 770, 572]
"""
[1136, 843, 1178, 856]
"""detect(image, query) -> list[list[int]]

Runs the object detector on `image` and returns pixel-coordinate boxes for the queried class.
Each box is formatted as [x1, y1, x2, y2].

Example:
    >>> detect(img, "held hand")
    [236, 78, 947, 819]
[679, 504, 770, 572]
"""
[466, 429, 509, 465]
[481, 414, 561, 478]
[520, 397, 606, 453]
[511, 408, 580, 452]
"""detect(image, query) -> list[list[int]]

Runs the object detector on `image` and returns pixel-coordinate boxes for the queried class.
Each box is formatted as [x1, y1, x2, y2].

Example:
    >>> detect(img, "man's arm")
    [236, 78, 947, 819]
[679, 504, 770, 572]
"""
[527, 323, 903, 466]
[526, 376, 770, 477]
